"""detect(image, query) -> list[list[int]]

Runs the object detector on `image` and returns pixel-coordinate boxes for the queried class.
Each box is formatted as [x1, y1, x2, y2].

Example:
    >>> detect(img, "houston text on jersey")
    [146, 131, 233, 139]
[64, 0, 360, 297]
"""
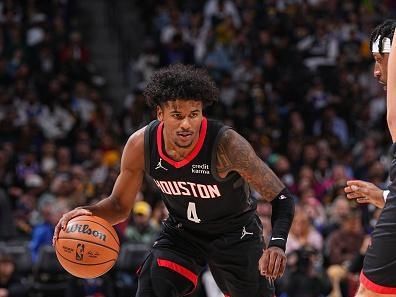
[153, 178, 221, 199]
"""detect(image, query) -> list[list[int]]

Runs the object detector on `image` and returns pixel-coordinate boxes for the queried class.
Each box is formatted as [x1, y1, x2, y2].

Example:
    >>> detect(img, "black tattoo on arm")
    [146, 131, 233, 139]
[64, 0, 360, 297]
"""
[216, 129, 285, 201]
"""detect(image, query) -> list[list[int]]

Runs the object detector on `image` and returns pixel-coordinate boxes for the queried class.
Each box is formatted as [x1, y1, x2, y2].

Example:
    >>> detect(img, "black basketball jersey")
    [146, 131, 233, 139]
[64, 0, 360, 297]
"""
[144, 117, 256, 235]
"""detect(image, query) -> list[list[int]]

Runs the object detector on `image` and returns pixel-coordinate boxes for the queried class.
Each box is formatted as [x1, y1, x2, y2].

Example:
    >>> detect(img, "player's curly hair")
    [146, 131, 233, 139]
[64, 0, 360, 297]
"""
[144, 64, 219, 108]
[370, 19, 396, 54]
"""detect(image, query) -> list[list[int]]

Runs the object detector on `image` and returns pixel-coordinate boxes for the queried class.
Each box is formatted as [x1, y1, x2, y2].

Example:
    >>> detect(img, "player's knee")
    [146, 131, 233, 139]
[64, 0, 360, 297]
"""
[355, 284, 366, 297]
[151, 270, 197, 297]
[140, 252, 197, 297]
[354, 284, 376, 297]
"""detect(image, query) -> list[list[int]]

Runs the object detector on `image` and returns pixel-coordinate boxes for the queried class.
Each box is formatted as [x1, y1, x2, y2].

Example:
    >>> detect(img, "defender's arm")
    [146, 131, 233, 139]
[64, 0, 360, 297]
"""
[388, 31, 396, 140]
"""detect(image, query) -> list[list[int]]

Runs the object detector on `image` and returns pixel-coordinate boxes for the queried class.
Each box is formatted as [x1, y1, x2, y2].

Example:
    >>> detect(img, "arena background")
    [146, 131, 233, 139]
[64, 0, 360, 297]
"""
[1, 0, 396, 296]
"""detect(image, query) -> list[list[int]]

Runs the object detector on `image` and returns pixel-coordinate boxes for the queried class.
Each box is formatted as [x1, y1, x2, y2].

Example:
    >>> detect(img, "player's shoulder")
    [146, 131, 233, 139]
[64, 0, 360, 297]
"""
[121, 125, 152, 170]
[126, 120, 161, 150]
[126, 126, 146, 147]
[122, 125, 149, 163]
[217, 128, 247, 148]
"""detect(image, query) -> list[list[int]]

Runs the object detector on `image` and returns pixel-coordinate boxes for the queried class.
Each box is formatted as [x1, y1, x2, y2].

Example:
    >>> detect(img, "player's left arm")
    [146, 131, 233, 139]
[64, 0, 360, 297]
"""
[216, 129, 295, 278]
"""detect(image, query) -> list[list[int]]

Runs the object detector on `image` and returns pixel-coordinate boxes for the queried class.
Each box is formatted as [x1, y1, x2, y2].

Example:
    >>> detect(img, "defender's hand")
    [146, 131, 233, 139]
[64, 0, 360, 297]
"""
[259, 246, 286, 279]
[53, 208, 92, 246]
[344, 180, 385, 209]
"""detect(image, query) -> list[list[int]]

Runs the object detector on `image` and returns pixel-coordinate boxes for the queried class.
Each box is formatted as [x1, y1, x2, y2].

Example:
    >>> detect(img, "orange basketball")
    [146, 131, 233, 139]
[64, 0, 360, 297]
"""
[55, 215, 120, 278]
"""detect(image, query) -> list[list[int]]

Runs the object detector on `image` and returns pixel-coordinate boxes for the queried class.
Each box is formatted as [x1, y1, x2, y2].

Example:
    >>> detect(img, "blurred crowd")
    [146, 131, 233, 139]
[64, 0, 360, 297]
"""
[1, 0, 396, 296]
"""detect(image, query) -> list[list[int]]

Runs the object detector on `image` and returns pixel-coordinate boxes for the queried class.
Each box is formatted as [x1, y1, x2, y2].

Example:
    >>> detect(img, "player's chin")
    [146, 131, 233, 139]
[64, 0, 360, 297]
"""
[175, 136, 194, 147]
[175, 140, 194, 148]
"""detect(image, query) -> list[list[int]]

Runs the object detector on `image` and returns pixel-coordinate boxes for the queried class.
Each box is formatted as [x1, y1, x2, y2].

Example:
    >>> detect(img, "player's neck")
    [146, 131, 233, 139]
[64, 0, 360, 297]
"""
[163, 135, 200, 162]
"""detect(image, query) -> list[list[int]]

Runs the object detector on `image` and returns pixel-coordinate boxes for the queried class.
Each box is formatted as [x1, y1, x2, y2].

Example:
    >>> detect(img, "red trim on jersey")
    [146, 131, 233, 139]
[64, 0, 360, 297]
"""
[157, 258, 198, 287]
[360, 271, 396, 294]
[224, 294, 230, 297]
[136, 265, 142, 275]
[156, 117, 208, 168]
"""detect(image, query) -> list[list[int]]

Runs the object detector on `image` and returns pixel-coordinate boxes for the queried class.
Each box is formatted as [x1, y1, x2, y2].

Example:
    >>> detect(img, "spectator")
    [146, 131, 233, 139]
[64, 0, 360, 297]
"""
[0, 253, 28, 297]
[124, 201, 159, 245]
[286, 206, 323, 255]
[30, 199, 70, 262]
[282, 247, 332, 297]
[203, 0, 241, 29]
[313, 106, 349, 147]
[0, 189, 16, 240]
[322, 196, 351, 238]
[325, 209, 364, 266]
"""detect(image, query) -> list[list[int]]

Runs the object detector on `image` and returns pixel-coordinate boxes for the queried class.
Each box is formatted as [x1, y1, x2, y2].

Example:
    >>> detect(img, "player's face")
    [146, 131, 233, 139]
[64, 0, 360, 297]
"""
[373, 52, 389, 90]
[157, 99, 203, 149]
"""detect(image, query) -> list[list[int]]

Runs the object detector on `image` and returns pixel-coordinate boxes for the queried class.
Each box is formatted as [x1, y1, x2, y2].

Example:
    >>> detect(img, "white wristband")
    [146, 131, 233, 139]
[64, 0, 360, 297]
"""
[383, 190, 390, 201]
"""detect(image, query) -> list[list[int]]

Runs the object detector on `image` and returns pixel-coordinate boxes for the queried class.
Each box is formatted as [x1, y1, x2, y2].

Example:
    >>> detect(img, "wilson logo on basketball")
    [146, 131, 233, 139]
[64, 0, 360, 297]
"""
[66, 224, 107, 242]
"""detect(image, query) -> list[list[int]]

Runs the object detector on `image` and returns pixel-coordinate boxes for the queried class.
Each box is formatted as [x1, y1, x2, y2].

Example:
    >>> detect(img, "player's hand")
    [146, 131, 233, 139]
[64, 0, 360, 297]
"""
[53, 207, 92, 246]
[0, 288, 9, 297]
[259, 246, 287, 279]
[344, 180, 385, 209]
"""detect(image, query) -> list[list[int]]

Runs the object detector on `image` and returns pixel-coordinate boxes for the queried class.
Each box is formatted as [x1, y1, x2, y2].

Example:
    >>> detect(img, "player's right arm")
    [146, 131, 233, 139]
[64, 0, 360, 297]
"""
[53, 127, 146, 245]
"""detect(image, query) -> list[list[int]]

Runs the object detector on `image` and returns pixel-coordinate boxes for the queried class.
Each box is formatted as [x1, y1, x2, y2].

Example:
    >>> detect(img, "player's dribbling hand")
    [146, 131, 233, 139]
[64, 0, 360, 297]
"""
[52, 207, 92, 246]
[0, 288, 9, 297]
[344, 180, 385, 209]
[259, 246, 287, 279]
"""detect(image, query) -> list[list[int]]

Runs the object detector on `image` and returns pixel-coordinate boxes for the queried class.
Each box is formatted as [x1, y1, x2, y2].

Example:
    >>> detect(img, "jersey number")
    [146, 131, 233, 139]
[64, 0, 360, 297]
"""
[187, 202, 201, 223]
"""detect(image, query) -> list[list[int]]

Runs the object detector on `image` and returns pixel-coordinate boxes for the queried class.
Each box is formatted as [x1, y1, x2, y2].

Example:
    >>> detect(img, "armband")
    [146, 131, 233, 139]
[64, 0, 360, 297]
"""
[268, 188, 295, 251]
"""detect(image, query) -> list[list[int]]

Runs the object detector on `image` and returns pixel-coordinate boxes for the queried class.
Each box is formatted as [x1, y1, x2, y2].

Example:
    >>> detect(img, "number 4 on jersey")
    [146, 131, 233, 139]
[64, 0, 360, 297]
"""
[187, 202, 201, 223]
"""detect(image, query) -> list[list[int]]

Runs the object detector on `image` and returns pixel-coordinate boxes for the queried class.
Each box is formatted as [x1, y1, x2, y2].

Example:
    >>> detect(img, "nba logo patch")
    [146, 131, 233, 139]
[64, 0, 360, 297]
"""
[76, 243, 85, 261]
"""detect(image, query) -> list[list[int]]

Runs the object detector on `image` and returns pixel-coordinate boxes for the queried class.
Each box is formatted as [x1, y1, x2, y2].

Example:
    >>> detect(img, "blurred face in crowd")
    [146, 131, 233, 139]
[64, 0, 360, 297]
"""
[0, 259, 14, 281]
[157, 100, 203, 151]
[49, 202, 70, 226]
[290, 209, 310, 237]
[57, 147, 71, 164]
[342, 214, 362, 234]
[134, 213, 150, 227]
[274, 156, 290, 176]
[373, 52, 389, 89]
[332, 197, 350, 220]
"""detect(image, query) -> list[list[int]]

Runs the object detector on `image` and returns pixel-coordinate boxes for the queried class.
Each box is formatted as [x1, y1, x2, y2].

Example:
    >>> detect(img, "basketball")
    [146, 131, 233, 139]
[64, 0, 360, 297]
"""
[55, 215, 120, 279]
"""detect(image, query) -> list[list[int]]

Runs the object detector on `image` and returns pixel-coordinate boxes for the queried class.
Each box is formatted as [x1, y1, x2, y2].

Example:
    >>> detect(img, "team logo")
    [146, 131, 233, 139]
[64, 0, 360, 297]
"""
[155, 158, 168, 171]
[76, 243, 85, 261]
[240, 226, 253, 239]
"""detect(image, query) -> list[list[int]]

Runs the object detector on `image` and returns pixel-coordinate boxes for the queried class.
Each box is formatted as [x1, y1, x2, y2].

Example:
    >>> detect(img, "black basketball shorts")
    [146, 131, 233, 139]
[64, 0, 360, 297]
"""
[136, 216, 274, 297]
[361, 196, 396, 294]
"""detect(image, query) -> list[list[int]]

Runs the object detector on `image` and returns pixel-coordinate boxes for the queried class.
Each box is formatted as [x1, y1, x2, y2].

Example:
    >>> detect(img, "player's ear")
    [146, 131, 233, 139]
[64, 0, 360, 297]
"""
[157, 105, 163, 121]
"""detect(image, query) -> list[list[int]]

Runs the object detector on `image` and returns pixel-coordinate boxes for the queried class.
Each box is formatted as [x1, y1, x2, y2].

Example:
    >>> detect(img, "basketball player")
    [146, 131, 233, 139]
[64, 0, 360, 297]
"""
[344, 20, 396, 296]
[53, 64, 295, 297]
